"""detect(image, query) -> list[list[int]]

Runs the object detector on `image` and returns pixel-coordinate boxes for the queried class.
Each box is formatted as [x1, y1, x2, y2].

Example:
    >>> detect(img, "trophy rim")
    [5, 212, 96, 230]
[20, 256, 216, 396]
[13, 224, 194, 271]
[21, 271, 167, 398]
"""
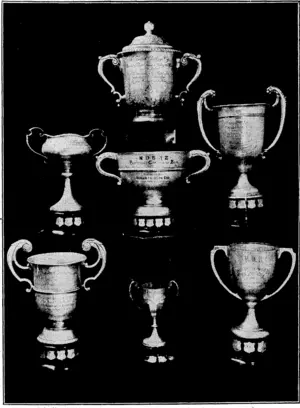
[230, 242, 276, 252]
[214, 102, 267, 110]
[27, 252, 87, 266]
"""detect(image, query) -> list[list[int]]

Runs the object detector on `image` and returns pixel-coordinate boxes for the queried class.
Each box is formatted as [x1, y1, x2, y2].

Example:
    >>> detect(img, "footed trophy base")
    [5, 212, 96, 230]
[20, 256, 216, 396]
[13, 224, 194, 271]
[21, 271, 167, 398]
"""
[132, 110, 166, 123]
[37, 327, 78, 346]
[38, 342, 79, 371]
[50, 211, 83, 236]
[231, 334, 268, 366]
[229, 196, 263, 210]
[144, 353, 175, 364]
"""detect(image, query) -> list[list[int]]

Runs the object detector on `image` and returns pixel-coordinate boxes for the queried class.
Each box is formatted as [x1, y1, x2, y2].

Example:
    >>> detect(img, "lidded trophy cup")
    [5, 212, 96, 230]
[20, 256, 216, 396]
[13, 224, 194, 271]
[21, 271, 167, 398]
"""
[26, 127, 107, 234]
[210, 243, 296, 365]
[7, 238, 107, 370]
[197, 86, 286, 210]
[96, 149, 210, 236]
[129, 279, 179, 364]
[98, 21, 202, 124]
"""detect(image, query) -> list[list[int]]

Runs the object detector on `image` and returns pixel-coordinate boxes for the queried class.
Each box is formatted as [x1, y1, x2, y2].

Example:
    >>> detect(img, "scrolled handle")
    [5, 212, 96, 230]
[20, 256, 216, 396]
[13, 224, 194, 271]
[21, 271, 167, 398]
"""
[7, 239, 34, 293]
[186, 150, 211, 184]
[167, 280, 179, 297]
[98, 54, 125, 106]
[197, 90, 222, 157]
[177, 53, 202, 103]
[210, 246, 241, 300]
[82, 238, 107, 291]
[129, 280, 145, 310]
[262, 247, 296, 301]
[26, 127, 47, 160]
[262, 86, 286, 157]
[95, 152, 122, 185]
[85, 129, 108, 157]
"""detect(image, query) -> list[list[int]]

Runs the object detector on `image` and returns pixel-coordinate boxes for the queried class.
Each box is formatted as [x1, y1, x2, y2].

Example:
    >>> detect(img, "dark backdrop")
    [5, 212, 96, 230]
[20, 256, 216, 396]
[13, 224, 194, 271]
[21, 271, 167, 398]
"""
[4, 2, 299, 404]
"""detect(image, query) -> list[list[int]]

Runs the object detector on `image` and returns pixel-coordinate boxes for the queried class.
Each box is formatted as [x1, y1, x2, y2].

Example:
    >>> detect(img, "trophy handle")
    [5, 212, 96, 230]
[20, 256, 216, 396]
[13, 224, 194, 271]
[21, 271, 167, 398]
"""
[177, 53, 202, 103]
[262, 86, 287, 157]
[168, 280, 179, 296]
[262, 248, 296, 301]
[129, 280, 144, 309]
[7, 239, 34, 293]
[197, 90, 222, 157]
[210, 246, 241, 300]
[85, 129, 108, 156]
[98, 54, 125, 106]
[95, 152, 122, 185]
[26, 127, 47, 160]
[82, 238, 107, 291]
[186, 150, 211, 184]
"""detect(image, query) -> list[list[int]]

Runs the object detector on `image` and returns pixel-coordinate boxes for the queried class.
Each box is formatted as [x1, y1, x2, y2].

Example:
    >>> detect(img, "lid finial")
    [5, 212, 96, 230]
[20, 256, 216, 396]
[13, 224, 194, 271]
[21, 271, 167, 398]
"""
[144, 21, 154, 35]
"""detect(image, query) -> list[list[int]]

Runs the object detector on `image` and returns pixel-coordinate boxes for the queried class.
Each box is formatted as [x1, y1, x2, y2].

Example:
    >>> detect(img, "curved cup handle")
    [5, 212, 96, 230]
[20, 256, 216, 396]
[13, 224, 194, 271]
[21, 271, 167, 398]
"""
[168, 280, 179, 297]
[98, 54, 125, 106]
[186, 150, 211, 184]
[95, 152, 122, 185]
[210, 246, 241, 300]
[82, 238, 107, 291]
[129, 280, 144, 309]
[262, 247, 296, 301]
[262, 86, 286, 157]
[26, 127, 47, 160]
[85, 129, 108, 157]
[7, 239, 34, 293]
[177, 53, 202, 103]
[197, 90, 222, 157]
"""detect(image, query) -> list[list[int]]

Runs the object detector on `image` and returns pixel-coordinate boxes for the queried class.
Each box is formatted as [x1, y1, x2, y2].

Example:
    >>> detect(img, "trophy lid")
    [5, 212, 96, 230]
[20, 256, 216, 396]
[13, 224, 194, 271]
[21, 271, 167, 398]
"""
[41, 134, 92, 157]
[119, 21, 179, 54]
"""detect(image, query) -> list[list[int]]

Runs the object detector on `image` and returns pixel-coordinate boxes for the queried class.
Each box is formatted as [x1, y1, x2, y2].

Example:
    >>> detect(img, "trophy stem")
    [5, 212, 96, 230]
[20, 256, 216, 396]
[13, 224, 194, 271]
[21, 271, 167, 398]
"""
[50, 158, 82, 213]
[230, 165, 261, 200]
[232, 301, 269, 339]
[143, 312, 166, 349]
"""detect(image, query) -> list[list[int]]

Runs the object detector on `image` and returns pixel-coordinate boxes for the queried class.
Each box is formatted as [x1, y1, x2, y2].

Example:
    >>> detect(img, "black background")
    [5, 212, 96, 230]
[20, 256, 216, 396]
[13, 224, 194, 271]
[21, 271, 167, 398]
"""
[4, 2, 299, 404]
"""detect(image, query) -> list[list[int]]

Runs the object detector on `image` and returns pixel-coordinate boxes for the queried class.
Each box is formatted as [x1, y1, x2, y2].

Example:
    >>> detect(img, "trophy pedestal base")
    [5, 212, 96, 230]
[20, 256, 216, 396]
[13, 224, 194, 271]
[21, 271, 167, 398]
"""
[144, 353, 175, 364]
[133, 110, 166, 124]
[231, 334, 268, 366]
[51, 211, 83, 234]
[37, 327, 78, 346]
[229, 196, 264, 210]
[38, 342, 79, 372]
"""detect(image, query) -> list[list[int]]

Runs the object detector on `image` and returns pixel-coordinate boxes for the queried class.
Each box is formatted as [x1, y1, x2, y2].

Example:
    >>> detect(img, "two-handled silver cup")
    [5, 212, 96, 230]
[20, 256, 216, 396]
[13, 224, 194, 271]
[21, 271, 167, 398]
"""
[210, 243, 296, 360]
[7, 238, 107, 363]
[96, 150, 210, 233]
[198, 86, 286, 210]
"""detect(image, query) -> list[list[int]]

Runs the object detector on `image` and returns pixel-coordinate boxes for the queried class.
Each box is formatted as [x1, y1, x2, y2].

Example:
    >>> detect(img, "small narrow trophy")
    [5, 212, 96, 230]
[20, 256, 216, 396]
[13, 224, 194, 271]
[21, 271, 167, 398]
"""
[7, 238, 107, 370]
[210, 243, 296, 365]
[129, 280, 179, 363]
[26, 128, 106, 234]
[197, 86, 286, 211]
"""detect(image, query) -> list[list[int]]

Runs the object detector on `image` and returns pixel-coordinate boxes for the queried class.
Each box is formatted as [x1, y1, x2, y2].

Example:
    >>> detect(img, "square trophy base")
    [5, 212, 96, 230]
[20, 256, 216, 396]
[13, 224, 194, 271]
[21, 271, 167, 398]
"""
[37, 341, 80, 372]
[125, 215, 175, 239]
[231, 333, 268, 367]
[143, 345, 175, 364]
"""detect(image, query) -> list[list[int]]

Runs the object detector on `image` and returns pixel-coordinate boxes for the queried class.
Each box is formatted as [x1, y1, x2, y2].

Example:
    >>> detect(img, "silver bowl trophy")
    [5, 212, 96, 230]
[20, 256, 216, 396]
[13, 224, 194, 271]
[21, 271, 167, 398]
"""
[129, 280, 179, 363]
[96, 150, 210, 236]
[210, 243, 296, 365]
[26, 127, 107, 234]
[7, 238, 107, 370]
[197, 86, 286, 211]
[98, 21, 202, 124]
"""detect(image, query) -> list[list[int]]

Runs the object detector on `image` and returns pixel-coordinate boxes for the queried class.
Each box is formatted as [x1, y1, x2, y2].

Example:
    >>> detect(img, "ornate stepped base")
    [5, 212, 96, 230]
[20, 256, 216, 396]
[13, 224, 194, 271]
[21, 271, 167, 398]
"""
[38, 342, 79, 371]
[229, 197, 263, 210]
[231, 333, 268, 366]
